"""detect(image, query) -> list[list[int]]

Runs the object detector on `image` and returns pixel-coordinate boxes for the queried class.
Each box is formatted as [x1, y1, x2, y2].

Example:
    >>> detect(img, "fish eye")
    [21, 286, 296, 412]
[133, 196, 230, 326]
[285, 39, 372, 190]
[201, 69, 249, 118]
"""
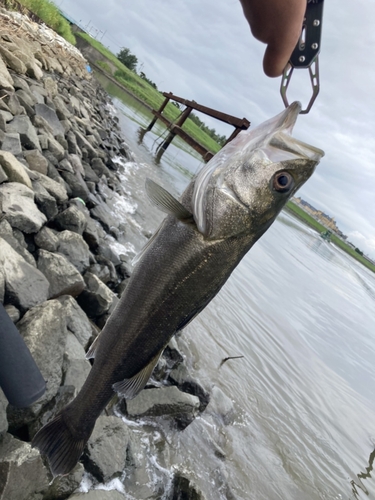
[273, 171, 294, 193]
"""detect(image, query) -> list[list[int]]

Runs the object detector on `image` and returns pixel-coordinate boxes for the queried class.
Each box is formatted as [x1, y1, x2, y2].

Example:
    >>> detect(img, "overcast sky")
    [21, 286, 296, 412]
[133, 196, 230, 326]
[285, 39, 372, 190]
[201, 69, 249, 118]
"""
[58, 0, 375, 258]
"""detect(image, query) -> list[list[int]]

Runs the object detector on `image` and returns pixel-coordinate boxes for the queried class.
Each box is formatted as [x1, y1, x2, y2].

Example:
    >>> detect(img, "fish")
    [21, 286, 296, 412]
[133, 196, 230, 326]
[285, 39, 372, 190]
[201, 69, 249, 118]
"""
[32, 102, 324, 476]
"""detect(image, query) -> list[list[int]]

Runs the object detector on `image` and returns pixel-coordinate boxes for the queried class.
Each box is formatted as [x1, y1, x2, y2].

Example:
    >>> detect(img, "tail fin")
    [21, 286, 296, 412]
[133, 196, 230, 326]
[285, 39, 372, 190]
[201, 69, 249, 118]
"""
[32, 413, 87, 477]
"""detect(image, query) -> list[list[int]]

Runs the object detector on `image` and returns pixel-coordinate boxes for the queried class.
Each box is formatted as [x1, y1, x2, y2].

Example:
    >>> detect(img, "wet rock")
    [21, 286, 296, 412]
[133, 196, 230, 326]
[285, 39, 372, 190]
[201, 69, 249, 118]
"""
[0, 151, 32, 187]
[90, 203, 118, 233]
[34, 226, 59, 252]
[0, 182, 47, 233]
[57, 295, 93, 348]
[4, 304, 20, 323]
[126, 386, 200, 429]
[37, 249, 85, 298]
[169, 364, 210, 413]
[0, 389, 8, 434]
[24, 149, 48, 175]
[0, 54, 14, 91]
[77, 272, 117, 319]
[43, 463, 84, 500]
[82, 161, 100, 183]
[169, 474, 206, 500]
[91, 157, 111, 178]
[74, 130, 97, 159]
[0, 434, 50, 500]
[34, 102, 64, 136]
[63, 332, 91, 392]
[205, 386, 234, 425]
[59, 169, 90, 201]
[6, 115, 40, 150]
[0, 237, 49, 310]
[83, 415, 131, 482]
[54, 205, 87, 235]
[0, 132, 22, 155]
[67, 490, 126, 499]
[17, 299, 68, 405]
[57, 230, 91, 273]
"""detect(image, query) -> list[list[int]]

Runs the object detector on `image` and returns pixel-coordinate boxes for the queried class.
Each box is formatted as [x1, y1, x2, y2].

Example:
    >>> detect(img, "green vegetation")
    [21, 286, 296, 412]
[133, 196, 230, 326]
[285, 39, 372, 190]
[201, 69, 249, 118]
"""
[76, 32, 222, 154]
[16, 0, 76, 44]
[286, 201, 375, 273]
[96, 60, 112, 74]
[117, 48, 138, 72]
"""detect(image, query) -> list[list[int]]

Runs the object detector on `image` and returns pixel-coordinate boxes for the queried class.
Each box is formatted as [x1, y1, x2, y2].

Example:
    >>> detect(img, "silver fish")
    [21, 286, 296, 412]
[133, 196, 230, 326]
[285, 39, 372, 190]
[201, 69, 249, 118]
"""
[32, 102, 324, 476]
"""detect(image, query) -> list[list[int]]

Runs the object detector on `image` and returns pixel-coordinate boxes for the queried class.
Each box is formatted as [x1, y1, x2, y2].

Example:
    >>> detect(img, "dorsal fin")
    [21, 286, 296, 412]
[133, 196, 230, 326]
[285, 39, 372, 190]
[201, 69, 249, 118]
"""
[145, 178, 194, 222]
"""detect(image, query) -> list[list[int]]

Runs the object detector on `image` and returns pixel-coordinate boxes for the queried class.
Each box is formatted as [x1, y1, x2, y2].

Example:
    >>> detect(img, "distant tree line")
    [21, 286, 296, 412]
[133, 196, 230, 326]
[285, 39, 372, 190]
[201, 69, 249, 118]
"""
[116, 46, 227, 146]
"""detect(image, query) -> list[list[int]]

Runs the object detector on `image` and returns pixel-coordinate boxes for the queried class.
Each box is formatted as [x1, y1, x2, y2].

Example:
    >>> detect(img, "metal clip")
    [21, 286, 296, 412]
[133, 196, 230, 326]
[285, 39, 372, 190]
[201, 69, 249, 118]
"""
[280, 0, 324, 114]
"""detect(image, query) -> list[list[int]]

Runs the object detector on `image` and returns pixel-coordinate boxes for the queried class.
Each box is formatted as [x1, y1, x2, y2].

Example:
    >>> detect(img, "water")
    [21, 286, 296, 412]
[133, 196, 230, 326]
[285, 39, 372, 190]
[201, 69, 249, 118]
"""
[98, 74, 375, 499]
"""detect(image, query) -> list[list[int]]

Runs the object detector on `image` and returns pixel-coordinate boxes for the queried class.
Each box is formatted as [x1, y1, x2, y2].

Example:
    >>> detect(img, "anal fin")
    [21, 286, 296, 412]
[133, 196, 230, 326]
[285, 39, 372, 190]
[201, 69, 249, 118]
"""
[112, 347, 164, 399]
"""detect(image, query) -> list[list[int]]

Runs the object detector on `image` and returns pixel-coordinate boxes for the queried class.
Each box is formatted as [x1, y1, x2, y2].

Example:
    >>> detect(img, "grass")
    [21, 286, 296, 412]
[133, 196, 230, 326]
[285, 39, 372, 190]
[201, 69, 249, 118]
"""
[76, 32, 221, 154]
[96, 60, 112, 73]
[15, 0, 76, 44]
[286, 201, 375, 273]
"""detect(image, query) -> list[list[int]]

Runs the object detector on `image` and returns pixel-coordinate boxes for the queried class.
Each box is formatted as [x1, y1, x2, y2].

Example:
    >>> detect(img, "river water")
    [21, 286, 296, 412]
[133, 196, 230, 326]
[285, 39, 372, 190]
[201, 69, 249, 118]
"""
[96, 74, 375, 500]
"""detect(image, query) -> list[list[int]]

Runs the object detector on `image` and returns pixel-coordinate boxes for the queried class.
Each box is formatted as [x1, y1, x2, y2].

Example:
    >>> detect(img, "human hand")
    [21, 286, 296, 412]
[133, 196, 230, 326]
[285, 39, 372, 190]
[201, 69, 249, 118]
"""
[239, 0, 306, 77]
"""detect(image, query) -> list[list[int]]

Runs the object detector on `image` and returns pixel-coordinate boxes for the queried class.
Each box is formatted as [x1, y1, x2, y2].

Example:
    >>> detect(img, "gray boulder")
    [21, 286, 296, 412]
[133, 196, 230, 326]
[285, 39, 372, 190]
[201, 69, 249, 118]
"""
[59, 169, 91, 201]
[0, 132, 22, 155]
[43, 463, 84, 500]
[0, 54, 14, 91]
[33, 180, 58, 219]
[6, 115, 40, 150]
[0, 151, 32, 187]
[0, 165, 7, 184]
[34, 226, 59, 252]
[63, 332, 91, 393]
[90, 202, 119, 233]
[44, 76, 58, 97]
[0, 434, 50, 500]
[205, 386, 234, 425]
[0, 388, 8, 434]
[0, 237, 49, 310]
[0, 219, 36, 267]
[126, 386, 200, 428]
[4, 304, 20, 323]
[34, 103, 65, 136]
[57, 230, 91, 273]
[0, 182, 47, 233]
[57, 295, 93, 348]
[32, 171, 68, 203]
[77, 272, 117, 318]
[0, 45, 27, 74]
[54, 205, 88, 235]
[17, 299, 68, 405]
[67, 491, 126, 499]
[48, 136, 65, 160]
[84, 415, 131, 482]
[37, 249, 85, 298]
[24, 149, 48, 175]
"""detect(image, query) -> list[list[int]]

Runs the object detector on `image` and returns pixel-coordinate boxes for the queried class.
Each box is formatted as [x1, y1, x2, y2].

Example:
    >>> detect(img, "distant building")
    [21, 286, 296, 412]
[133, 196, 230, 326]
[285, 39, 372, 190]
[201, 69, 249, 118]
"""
[292, 197, 347, 239]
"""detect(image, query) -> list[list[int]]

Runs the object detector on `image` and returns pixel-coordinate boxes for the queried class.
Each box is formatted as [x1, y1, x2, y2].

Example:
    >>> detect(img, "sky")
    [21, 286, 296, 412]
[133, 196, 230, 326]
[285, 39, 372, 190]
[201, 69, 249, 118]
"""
[57, 0, 375, 258]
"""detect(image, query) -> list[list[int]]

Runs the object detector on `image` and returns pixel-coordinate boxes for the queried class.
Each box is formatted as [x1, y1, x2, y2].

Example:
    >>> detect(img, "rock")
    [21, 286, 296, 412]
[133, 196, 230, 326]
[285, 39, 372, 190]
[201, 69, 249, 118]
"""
[43, 463, 84, 500]
[91, 157, 111, 177]
[26, 59, 44, 80]
[57, 295, 93, 348]
[37, 249, 85, 298]
[205, 386, 234, 425]
[4, 304, 20, 323]
[0, 269, 4, 302]
[6, 115, 40, 150]
[3, 93, 23, 115]
[57, 230, 91, 273]
[90, 203, 119, 233]
[16, 88, 38, 108]
[0, 388, 8, 434]
[77, 272, 117, 318]
[74, 130, 97, 159]
[59, 169, 90, 201]
[63, 333, 91, 392]
[0, 237, 49, 310]
[54, 205, 87, 235]
[33, 180, 58, 219]
[0, 434, 50, 500]
[0, 182, 47, 233]
[0, 218, 36, 267]
[33, 173, 67, 205]
[34, 103, 64, 136]
[126, 386, 200, 428]
[37, 133, 49, 149]
[43, 76, 58, 97]
[82, 161, 100, 183]
[67, 490, 126, 499]
[0, 53, 14, 91]
[24, 149, 48, 174]
[17, 299, 68, 405]
[11, 74, 29, 92]
[48, 136, 65, 160]
[0, 151, 32, 187]
[83, 416, 131, 482]
[170, 474, 206, 500]
[34, 226, 59, 252]
[0, 132, 22, 155]
[0, 165, 7, 184]
[169, 364, 210, 413]
[53, 95, 72, 120]
[33, 114, 55, 135]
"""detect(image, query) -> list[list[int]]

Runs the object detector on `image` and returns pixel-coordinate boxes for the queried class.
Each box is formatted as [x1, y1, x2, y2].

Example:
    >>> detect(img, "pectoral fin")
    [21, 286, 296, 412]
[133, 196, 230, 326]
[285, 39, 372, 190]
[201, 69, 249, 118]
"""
[112, 347, 164, 399]
[145, 178, 194, 222]
[86, 334, 100, 359]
